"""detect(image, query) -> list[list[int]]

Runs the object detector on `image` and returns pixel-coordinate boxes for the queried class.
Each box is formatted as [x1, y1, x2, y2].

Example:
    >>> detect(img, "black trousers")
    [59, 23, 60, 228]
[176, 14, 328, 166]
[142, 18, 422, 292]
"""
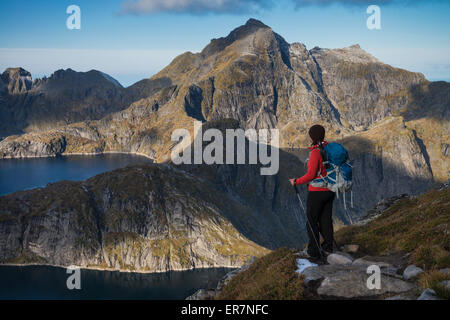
[306, 190, 335, 256]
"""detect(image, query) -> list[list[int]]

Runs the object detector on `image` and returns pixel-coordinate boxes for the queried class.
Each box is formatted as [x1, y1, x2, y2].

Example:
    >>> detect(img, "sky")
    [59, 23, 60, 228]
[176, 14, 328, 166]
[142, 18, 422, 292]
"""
[0, 0, 449, 87]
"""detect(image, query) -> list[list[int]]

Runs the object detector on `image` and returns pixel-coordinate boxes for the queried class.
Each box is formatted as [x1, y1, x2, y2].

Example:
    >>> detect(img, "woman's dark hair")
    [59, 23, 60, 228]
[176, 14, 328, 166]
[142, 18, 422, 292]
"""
[308, 124, 325, 146]
[309, 124, 329, 169]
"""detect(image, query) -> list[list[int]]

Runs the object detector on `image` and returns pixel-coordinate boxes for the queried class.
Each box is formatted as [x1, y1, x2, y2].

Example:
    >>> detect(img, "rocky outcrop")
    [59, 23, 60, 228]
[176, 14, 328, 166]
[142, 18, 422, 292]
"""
[403, 265, 424, 280]
[186, 257, 256, 300]
[301, 263, 415, 299]
[356, 193, 410, 225]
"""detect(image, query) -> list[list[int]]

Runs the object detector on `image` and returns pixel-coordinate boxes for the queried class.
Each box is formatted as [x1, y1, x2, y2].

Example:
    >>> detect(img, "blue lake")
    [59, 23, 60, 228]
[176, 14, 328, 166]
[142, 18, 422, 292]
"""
[0, 153, 152, 196]
[0, 265, 232, 300]
[0, 154, 232, 300]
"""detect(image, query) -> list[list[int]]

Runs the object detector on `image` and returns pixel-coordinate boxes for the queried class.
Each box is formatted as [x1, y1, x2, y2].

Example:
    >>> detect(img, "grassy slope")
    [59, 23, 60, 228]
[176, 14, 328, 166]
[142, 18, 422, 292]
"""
[336, 187, 450, 299]
[218, 188, 449, 300]
[216, 248, 304, 300]
[335, 188, 450, 270]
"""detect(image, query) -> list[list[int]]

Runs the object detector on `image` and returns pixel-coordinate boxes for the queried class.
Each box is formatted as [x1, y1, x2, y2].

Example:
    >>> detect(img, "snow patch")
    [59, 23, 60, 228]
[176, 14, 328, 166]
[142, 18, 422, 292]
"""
[296, 258, 317, 274]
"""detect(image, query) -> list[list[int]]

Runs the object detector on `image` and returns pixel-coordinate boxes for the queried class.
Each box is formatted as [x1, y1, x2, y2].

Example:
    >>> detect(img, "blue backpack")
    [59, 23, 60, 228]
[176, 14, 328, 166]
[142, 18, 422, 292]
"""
[309, 142, 354, 210]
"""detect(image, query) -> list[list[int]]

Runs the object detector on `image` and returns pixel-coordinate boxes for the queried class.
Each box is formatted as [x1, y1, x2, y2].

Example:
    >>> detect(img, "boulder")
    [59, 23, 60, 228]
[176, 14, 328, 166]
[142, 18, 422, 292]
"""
[417, 288, 441, 300]
[439, 280, 450, 291]
[403, 265, 424, 280]
[302, 264, 415, 299]
[327, 253, 353, 265]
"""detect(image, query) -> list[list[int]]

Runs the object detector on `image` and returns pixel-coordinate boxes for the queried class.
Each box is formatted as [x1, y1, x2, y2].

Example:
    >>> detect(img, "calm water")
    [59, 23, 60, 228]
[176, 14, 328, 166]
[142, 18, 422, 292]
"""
[0, 154, 231, 299]
[0, 153, 152, 196]
[0, 265, 232, 300]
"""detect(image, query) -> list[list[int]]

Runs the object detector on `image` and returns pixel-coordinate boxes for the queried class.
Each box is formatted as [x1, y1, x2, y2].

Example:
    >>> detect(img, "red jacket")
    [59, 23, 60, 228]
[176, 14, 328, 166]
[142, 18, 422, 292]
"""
[295, 141, 330, 192]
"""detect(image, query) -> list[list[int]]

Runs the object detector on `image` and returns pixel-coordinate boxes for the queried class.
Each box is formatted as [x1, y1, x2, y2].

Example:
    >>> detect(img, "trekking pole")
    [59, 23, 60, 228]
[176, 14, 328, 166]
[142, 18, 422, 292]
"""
[293, 185, 324, 260]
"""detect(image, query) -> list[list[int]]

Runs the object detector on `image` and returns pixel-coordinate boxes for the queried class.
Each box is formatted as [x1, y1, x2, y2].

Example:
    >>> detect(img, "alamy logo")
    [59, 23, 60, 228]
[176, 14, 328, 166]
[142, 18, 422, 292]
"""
[366, 5, 381, 30]
[66, 5, 81, 30]
[170, 121, 279, 175]
[66, 265, 81, 290]
[366, 265, 381, 290]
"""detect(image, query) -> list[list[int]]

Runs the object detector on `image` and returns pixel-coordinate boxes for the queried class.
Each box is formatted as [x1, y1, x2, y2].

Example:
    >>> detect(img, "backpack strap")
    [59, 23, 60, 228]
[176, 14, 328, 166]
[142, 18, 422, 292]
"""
[311, 144, 329, 177]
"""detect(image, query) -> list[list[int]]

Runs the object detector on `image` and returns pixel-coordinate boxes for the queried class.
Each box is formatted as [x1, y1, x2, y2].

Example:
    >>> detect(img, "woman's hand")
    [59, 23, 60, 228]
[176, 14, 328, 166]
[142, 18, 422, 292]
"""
[289, 178, 296, 186]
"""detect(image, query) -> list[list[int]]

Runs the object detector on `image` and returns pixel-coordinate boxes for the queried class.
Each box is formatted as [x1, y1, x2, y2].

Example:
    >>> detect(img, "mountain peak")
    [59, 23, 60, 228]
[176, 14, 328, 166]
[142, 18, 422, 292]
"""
[2, 67, 32, 81]
[349, 44, 361, 49]
[244, 18, 269, 29]
[200, 18, 271, 58]
[1, 67, 33, 94]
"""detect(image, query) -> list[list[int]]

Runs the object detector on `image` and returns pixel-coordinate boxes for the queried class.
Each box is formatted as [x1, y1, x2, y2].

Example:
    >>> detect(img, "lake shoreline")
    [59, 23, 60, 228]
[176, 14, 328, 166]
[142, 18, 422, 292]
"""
[0, 262, 240, 275]
[0, 150, 155, 161]
[0, 262, 236, 299]
[0, 152, 155, 196]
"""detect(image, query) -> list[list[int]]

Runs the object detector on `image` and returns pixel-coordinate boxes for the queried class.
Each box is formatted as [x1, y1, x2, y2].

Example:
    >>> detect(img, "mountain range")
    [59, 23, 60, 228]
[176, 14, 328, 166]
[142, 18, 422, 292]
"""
[0, 19, 448, 272]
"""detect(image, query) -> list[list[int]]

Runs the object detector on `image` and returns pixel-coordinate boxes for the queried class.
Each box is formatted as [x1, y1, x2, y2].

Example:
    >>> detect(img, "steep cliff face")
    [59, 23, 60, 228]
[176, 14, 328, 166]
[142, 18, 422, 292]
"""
[309, 45, 426, 131]
[0, 164, 269, 272]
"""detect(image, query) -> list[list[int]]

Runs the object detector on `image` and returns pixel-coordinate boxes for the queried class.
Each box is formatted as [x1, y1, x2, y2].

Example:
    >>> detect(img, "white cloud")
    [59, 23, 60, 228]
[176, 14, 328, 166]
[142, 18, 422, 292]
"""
[120, 0, 273, 15]
[119, 0, 437, 15]
[0, 48, 183, 87]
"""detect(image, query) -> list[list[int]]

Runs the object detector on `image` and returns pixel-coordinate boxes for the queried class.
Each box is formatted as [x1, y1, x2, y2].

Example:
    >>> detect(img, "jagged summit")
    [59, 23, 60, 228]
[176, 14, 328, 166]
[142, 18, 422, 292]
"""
[1, 67, 33, 94]
[244, 18, 269, 29]
[310, 43, 381, 64]
[2, 67, 31, 79]
[200, 18, 272, 58]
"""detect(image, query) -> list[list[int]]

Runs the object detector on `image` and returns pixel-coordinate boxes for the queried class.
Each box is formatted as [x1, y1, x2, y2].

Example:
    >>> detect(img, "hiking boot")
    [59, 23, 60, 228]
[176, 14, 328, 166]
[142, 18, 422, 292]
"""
[321, 243, 335, 256]
[306, 249, 324, 261]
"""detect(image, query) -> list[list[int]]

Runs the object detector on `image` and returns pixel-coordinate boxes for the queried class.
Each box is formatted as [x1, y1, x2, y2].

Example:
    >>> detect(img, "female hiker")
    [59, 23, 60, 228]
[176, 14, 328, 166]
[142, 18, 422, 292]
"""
[289, 124, 335, 259]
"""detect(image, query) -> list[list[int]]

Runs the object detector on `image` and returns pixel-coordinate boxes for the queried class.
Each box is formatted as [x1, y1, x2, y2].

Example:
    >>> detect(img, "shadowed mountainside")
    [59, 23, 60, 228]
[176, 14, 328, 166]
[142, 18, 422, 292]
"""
[0, 119, 438, 272]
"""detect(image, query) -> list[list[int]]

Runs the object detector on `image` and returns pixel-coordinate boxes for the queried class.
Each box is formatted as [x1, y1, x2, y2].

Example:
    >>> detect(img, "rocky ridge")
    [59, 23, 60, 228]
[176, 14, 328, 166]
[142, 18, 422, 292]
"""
[188, 186, 449, 300]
